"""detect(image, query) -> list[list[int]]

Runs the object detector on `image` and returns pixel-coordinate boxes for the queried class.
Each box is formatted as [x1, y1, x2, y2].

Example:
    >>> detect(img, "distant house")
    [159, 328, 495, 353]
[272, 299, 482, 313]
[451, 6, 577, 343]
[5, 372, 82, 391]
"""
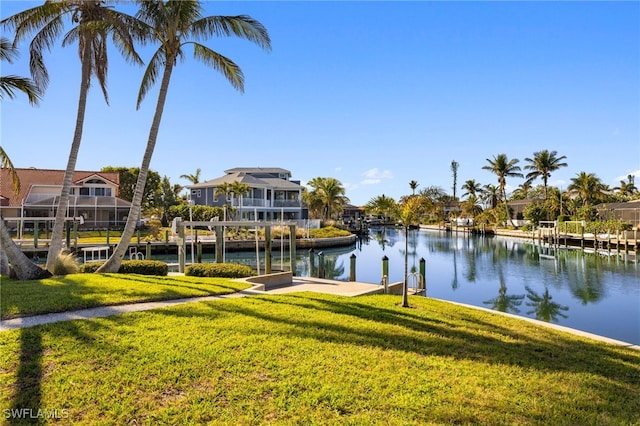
[0, 168, 131, 230]
[188, 167, 307, 221]
[596, 200, 640, 229]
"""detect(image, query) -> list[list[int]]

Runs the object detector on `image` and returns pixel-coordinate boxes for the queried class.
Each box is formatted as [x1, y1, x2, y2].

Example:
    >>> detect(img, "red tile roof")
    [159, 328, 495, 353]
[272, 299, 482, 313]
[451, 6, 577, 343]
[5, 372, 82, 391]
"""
[0, 168, 120, 207]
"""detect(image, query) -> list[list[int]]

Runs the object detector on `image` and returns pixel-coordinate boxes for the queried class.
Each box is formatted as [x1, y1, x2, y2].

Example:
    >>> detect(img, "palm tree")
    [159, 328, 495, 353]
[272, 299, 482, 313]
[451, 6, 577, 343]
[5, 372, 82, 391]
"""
[98, 1, 271, 273]
[567, 172, 605, 207]
[0, 149, 51, 279]
[409, 180, 419, 195]
[399, 196, 426, 308]
[450, 160, 459, 200]
[613, 174, 638, 197]
[461, 179, 482, 199]
[230, 181, 250, 220]
[306, 177, 349, 221]
[0, 37, 40, 104]
[2, 1, 145, 272]
[482, 184, 500, 209]
[523, 150, 568, 200]
[180, 168, 201, 184]
[364, 194, 398, 222]
[482, 154, 523, 226]
[511, 181, 532, 200]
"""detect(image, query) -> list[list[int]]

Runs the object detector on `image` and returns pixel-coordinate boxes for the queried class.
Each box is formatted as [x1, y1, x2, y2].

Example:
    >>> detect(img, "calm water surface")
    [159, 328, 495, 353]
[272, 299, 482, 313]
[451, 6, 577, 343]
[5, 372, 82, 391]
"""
[173, 227, 640, 345]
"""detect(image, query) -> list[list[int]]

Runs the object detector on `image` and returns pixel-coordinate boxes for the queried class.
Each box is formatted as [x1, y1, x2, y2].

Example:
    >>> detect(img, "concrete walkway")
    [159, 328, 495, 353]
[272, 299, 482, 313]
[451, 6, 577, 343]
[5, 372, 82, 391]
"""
[1, 278, 638, 351]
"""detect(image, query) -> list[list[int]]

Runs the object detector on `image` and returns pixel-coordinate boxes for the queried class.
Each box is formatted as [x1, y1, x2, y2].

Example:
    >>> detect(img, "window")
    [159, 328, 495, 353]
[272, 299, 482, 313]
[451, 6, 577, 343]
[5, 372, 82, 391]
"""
[79, 188, 90, 196]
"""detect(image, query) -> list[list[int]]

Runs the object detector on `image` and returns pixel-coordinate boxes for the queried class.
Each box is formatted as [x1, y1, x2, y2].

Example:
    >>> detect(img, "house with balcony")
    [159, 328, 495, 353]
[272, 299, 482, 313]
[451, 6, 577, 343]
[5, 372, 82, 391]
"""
[188, 167, 307, 221]
[0, 168, 132, 231]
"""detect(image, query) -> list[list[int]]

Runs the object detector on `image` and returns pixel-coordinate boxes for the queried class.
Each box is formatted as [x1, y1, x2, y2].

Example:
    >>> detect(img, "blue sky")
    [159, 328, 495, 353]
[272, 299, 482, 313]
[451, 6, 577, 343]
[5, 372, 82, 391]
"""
[2, 1, 639, 206]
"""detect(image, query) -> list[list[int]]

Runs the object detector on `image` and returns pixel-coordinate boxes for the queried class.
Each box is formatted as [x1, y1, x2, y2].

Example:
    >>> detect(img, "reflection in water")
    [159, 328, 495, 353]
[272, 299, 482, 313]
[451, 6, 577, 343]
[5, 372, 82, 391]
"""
[525, 286, 569, 322]
[483, 278, 525, 314]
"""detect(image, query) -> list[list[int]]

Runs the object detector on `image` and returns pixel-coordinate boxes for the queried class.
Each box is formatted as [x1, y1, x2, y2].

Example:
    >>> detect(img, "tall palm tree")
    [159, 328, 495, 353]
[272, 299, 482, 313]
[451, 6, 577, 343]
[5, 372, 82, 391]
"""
[461, 179, 482, 199]
[0, 36, 40, 104]
[399, 196, 426, 308]
[482, 154, 523, 226]
[613, 174, 638, 197]
[450, 160, 459, 200]
[567, 172, 605, 207]
[0, 149, 51, 279]
[523, 150, 568, 200]
[2, 1, 144, 272]
[230, 181, 250, 219]
[409, 180, 419, 195]
[98, 1, 271, 273]
[180, 168, 201, 184]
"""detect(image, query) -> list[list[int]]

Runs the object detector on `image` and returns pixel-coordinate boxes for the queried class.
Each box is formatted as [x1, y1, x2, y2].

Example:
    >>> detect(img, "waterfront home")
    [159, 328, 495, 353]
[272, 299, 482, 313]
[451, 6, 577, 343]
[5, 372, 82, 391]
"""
[0, 168, 131, 231]
[596, 199, 640, 229]
[187, 167, 308, 221]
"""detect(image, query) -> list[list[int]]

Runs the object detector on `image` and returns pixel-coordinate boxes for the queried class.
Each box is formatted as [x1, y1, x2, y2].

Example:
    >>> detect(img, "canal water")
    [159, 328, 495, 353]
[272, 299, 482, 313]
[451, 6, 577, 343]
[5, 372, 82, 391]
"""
[165, 227, 640, 345]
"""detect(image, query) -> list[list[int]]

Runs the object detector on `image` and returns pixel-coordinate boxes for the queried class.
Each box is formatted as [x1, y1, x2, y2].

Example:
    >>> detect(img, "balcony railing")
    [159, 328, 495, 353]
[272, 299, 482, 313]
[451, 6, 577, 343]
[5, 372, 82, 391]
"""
[231, 198, 301, 208]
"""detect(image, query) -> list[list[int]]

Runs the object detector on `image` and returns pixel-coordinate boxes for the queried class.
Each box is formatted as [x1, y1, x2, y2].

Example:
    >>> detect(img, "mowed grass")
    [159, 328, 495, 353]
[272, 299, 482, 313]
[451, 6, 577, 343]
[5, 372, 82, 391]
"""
[1, 293, 639, 425]
[0, 274, 251, 319]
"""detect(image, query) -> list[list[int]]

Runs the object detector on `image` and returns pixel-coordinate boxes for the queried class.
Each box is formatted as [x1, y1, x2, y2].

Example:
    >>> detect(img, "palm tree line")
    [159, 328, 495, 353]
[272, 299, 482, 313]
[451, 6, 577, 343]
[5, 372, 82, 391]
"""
[1, 0, 271, 276]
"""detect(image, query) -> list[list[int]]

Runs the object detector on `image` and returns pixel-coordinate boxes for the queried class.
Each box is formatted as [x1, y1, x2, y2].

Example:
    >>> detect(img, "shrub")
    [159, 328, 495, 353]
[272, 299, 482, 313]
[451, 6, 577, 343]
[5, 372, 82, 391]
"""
[51, 251, 80, 276]
[185, 263, 254, 278]
[308, 226, 352, 238]
[80, 260, 168, 276]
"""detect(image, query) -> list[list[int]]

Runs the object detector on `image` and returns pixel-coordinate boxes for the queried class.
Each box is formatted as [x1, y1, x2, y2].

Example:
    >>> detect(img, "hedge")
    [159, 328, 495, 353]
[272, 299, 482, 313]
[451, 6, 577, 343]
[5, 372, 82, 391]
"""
[185, 263, 254, 278]
[80, 260, 168, 276]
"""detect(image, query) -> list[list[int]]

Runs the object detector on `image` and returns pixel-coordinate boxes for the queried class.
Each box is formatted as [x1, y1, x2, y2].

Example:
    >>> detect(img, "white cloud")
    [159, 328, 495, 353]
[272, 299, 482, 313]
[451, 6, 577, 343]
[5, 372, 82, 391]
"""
[616, 169, 640, 181]
[362, 168, 393, 180]
[361, 179, 380, 185]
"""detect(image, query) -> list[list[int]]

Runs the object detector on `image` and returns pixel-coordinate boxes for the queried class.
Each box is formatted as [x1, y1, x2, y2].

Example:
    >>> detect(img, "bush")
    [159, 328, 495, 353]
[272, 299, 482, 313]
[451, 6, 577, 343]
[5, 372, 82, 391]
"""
[308, 226, 352, 238]
[80, 260, 168, 276]
[185, 263, 254, 278]
[51, 251, 80, 276]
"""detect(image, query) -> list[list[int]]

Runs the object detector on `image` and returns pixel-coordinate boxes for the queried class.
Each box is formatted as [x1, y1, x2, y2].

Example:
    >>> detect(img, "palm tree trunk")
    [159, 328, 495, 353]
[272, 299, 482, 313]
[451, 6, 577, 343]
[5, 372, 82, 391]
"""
[1, 218, 51, 280]
[46, 44, 92, 271]
[97, 61, 175, 273]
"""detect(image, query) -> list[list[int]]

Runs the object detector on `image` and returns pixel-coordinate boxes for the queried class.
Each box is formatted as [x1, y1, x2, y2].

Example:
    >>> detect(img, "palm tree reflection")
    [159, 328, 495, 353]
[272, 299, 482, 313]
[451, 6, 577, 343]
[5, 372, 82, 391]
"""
[483, 273, 525, 314]
[525, 286, 569, 322]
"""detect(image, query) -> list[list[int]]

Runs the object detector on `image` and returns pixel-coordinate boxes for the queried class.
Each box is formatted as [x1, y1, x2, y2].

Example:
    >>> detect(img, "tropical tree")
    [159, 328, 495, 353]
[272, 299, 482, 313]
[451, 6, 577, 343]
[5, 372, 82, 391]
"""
[155, 175, 182, 226]
[460, 195, 482, 218]
[409, 180, 419, 195]
[102, 166, 162, 212]
[482, 184, 500, 209]
[461, 179, 482, 199]
[180, 168, 201, 184]
[305, 177, 349, 221]
[0, 36, 40, 104]
[511, 181, 532, 200]
[0, 149, 51, 279]
[567, 172, 606, 207]
[230, 181, 250, 219]
[2, 1, 145, 272]
[398, 196, 427, 308]
[482, 154, 523, 226]
[523, 150, 568, 200]
[364, 194, 398, 222]
[613, 174, 638, 197]
[450, 160, 459, 200]
[98, 1, 271, 273]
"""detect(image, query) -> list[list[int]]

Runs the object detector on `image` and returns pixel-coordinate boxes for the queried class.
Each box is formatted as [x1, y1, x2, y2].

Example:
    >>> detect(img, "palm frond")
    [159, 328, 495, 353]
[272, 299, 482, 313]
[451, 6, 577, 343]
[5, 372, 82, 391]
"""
[192, 42, 244, 92]
[192, 15, 271, 51]
[137, 48, 163, 108]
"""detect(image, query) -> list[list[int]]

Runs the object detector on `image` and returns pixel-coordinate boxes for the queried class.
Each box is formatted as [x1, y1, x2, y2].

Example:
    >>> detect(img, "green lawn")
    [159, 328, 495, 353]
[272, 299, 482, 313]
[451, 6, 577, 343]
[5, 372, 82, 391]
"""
[0, 274, 251, 319]
[1, 291, 638, 424]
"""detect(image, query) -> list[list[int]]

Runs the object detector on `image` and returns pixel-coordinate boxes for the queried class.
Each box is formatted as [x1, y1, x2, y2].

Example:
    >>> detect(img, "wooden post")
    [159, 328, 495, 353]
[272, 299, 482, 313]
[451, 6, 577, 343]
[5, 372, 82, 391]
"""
[382, 255, 389, 293]
[318, 251, 325, 278]
[146, 241, 151, 260]
[215, 226, 224, 264]
[289, 224, 296, 275]
[197, 241, 202, 263]
[178, 220, 185, 273]
[265, 226, 272, 274]
[420, 257, 426, 292]
[349, 254, 356, 282]
[33, 220, 39, 249]
[309, 248, 316, 277]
